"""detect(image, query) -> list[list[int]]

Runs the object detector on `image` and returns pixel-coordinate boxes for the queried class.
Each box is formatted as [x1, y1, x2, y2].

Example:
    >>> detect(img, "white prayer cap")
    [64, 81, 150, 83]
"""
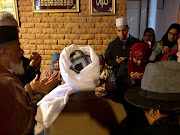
[116, 17, 128, 27]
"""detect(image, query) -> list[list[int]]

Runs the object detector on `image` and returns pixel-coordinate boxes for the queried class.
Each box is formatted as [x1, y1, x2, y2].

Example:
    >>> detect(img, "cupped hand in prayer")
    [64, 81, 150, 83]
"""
[31, 73, 59, 94]
[94, 84, 107, 97]
[29, 52, 42, 70]
[130, 72, 144, 80]
[116, 56, 126, 64]
[162, 46, 171, 54]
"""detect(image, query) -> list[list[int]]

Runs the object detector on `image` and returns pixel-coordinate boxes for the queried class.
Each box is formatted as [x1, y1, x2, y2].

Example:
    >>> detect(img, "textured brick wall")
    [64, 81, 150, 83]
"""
[18, 0, 127, 70]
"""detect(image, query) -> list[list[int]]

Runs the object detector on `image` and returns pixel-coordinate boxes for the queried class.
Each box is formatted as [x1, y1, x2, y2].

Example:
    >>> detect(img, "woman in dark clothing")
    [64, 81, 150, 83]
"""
[149, 23, 180, 61]
[142, 27, 156, 49]
[161, 33, 180, 61]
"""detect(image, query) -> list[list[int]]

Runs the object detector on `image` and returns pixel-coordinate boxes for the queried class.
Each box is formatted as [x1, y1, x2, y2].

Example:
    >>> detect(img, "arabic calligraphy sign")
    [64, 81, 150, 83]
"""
[90, 0, 115, 15]
[33, 0, 79, 13]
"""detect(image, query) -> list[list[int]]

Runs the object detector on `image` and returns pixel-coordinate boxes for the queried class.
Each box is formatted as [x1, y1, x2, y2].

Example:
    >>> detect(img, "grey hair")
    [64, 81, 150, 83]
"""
[0, 11, 15, 22]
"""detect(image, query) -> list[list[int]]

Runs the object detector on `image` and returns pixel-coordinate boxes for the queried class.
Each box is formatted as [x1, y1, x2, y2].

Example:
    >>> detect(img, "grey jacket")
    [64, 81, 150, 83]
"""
[149, 41, 177, 61]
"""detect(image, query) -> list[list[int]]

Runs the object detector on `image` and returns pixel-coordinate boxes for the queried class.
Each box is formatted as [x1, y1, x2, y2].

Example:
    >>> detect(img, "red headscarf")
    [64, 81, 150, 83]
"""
[127, 42, 150, 77]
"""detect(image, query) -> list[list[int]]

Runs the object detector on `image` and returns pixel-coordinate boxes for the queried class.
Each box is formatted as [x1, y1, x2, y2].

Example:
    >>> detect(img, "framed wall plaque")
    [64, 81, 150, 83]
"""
[0, 0, 19, 25]
[90, 0, 115, 15]
[33, 0, 79, 13]
[157, 0, 164, 10]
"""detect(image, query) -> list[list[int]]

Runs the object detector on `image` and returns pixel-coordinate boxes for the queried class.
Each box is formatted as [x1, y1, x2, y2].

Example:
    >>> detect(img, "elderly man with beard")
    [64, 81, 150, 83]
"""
[0, 26, 58, 135]
[0, 11, 41, 85]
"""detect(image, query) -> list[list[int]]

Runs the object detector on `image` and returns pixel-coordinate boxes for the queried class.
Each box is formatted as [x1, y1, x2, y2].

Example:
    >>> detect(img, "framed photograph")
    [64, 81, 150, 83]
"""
[33, 0, 79, 13]
[157, 0, 164, 10]
[90, 0, 115, 15]
[0, 0, 19, 25]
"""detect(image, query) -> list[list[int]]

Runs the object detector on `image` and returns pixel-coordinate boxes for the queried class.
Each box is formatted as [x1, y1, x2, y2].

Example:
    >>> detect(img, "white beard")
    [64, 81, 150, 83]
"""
[10, 60, 25, 75]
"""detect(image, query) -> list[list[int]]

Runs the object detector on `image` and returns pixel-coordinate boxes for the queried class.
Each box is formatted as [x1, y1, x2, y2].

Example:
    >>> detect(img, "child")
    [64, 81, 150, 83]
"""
[95, 55, 117, 97]
[127, 42, 149, 85]
[40, 53, 63, 86]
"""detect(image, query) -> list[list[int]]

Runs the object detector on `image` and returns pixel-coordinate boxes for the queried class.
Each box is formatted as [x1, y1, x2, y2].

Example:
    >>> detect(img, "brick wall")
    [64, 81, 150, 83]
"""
[18, 0, 127, 70]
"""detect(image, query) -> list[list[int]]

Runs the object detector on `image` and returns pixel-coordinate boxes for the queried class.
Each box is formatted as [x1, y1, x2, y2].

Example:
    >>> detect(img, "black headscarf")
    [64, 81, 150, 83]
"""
[161, 23, 180, 48]
[142, 27, 156, 48]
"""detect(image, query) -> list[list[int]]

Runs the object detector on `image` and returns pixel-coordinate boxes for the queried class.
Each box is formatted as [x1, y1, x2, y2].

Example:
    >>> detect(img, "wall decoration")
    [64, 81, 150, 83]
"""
[33, 0, 79, 13]
[157, 0, 164, 10]
[90, 0, 115, 15]
[0, 0, 19, 25]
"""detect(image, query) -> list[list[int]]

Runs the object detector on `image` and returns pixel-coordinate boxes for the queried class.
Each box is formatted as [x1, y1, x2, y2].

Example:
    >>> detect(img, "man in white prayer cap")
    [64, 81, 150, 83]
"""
[104, 17, 139, 103]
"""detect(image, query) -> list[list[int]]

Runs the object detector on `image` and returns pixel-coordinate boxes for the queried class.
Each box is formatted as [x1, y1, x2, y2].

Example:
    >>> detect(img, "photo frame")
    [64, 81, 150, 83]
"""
[90, 0, 115, 15]
[33, 0, 79, 13]
[0, 0, 19, 25]
[157, 0, 164, 10]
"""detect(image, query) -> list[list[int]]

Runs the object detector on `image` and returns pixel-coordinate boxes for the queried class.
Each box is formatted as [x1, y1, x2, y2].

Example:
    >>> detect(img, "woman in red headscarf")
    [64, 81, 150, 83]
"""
[127, 42, 150, 85]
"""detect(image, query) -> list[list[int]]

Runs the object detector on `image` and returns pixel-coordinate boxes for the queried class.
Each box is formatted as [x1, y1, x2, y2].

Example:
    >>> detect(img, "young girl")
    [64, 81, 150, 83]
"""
[127, 42, 150, 85]
[95, 55, 117, 97]
[40, 53, 63, 86]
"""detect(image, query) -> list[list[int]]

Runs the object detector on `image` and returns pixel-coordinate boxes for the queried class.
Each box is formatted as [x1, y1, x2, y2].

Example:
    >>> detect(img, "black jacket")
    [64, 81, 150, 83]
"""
[14, 55, 41, 86]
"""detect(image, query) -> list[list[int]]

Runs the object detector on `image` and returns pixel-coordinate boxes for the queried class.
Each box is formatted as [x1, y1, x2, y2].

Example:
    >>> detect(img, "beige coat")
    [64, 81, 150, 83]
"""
[40, 66, 63, 85]
[34, 91, 127, 135]
[0, 64, 40, 135]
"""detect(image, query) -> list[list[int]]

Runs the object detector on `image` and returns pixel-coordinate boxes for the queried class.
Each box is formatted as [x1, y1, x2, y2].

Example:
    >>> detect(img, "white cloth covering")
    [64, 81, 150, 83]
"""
[37, 45, 100, 128]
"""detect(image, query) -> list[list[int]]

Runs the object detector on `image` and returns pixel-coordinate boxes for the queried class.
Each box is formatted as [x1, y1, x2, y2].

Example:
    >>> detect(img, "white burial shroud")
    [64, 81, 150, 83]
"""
[37, 45, 100, 128]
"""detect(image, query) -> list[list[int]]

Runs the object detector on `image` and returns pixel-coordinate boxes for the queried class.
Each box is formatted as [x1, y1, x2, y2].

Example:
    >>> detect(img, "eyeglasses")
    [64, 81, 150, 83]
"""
[168, 32, 178, 36]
